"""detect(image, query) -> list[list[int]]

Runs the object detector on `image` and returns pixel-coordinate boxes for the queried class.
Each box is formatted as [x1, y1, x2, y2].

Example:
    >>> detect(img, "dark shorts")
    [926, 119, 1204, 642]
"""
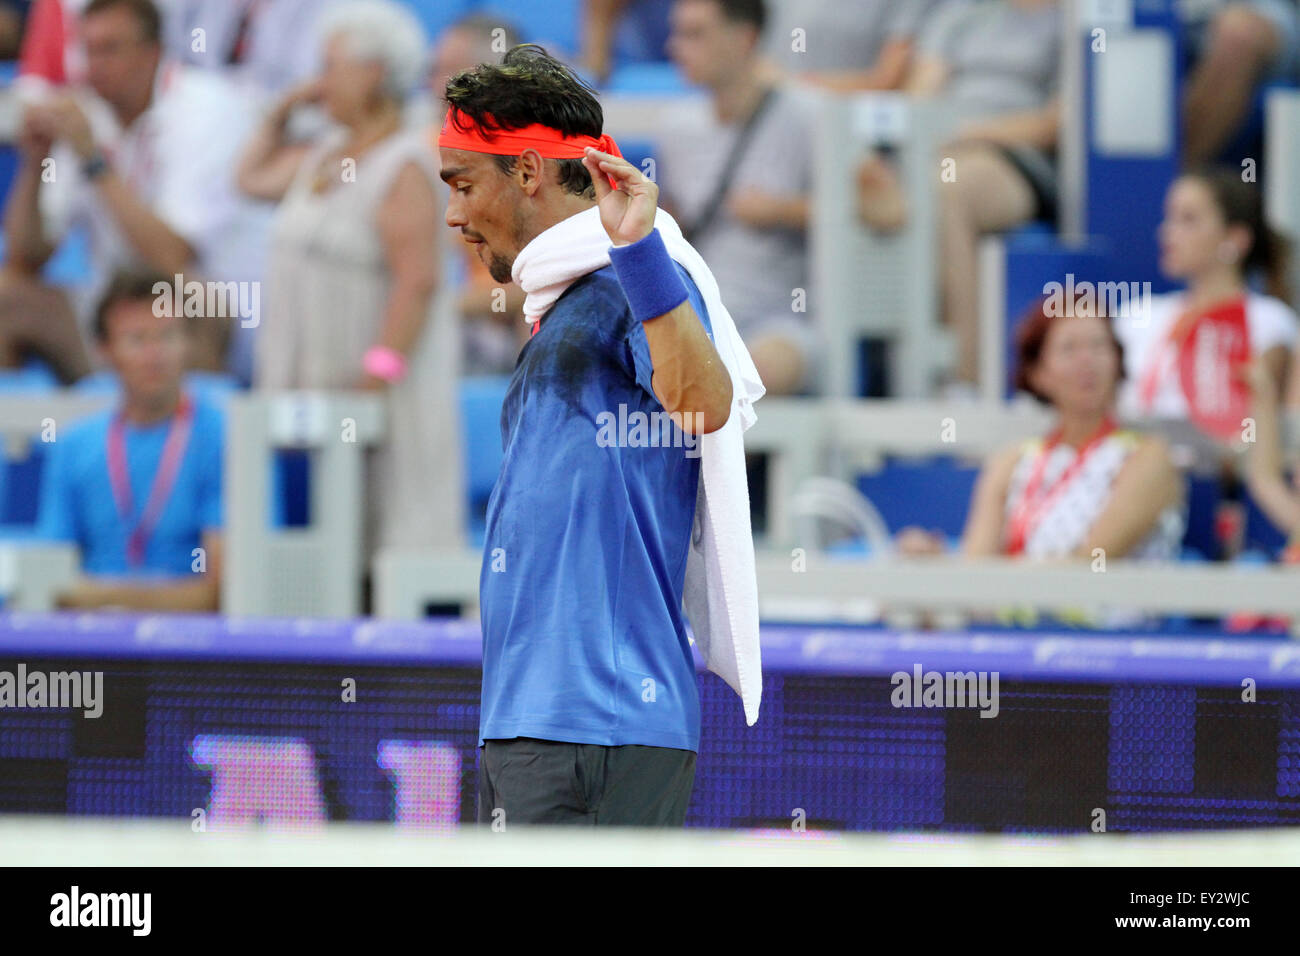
[993, 143, 1059, 224]
[476, 736, 697, 827]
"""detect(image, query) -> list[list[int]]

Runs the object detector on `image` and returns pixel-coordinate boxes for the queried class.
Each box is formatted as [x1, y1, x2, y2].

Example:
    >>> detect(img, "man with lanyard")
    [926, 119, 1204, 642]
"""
[438, 45, 740, 826]
[38, 269, 225, 611]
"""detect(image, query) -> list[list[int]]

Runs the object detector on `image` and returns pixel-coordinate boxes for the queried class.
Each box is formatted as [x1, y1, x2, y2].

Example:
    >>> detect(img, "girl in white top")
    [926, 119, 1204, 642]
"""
[1114, 171, 1297, 434]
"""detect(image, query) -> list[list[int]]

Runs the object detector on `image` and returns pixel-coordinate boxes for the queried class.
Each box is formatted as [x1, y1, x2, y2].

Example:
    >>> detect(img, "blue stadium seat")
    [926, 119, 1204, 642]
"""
[613, 137, 656, 181]
[1000, 229, 1113, 398]
[395, 0, 477, 44]
[471, 0, 581, 57]
[0, 224, 93, 287]
[603, 62, 693, 95]
[459, 375, 509, 544]
[43, 227, 92, 286]
[0, 359, 60, 392]
[856, 456, 980, 537]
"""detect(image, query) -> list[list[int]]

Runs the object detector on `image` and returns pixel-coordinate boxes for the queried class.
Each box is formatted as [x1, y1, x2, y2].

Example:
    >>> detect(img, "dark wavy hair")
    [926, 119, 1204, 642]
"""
[443, 44, 603, 198]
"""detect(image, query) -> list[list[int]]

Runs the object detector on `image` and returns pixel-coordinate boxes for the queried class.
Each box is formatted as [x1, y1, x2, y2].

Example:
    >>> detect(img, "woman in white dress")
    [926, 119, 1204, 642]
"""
[236, 0, 464, 555]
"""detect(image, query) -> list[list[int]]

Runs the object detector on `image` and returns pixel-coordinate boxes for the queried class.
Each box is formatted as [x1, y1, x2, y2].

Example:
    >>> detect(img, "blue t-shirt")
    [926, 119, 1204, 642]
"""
[37, 397, 225, 576]
[478, 263, 712, 752]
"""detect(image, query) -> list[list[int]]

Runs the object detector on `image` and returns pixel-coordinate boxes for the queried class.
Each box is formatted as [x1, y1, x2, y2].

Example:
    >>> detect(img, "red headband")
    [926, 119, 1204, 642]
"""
[438, 108, 624, 187]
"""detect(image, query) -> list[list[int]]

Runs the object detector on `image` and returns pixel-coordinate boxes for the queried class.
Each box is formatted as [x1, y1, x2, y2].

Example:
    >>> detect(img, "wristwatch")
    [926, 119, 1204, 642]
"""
[82, 150, 111, 181]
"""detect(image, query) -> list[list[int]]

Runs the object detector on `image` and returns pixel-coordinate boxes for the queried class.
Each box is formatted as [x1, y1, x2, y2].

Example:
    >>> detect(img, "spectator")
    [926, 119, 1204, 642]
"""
[1244, 357, 1300, 556]
[658, 0, 820, 395]
[898, 294, 1184, 560]
[856, 0, 1063, 392]
[237, 0, 465, 553]
[163, 0, 340, 99]
[763, 0, 945, 91]
[1, 0, 271, 383]
[1114, 170, 1296, 442]
[427, 13, 529, 375]
[0, 1, 29, 60]
[1181, 0, 1300, 164]
[38, 270, 225, 611]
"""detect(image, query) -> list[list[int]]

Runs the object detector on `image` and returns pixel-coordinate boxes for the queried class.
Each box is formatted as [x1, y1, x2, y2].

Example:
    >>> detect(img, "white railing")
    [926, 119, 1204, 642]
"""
[223, 392, 387, 618]
[372, 545, 1300, 634]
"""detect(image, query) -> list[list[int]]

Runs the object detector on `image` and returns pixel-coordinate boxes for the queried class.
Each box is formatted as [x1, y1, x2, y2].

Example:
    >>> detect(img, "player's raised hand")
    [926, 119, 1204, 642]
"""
[582, 147, 657, 247]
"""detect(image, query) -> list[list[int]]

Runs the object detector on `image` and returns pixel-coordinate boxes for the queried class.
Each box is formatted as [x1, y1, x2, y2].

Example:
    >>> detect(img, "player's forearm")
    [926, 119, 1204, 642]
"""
[643, 300, 733, 434]
[609, 228, 732, 433]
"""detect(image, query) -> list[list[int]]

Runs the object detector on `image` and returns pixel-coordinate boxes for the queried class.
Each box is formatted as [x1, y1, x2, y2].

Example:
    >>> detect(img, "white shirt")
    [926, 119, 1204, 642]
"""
[1114, 290, 1298, 420]
[38, 62, 273, 327]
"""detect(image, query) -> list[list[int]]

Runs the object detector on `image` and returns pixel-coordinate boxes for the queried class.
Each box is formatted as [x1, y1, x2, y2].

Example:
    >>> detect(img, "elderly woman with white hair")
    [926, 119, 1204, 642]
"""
[237, 0, 464, 557]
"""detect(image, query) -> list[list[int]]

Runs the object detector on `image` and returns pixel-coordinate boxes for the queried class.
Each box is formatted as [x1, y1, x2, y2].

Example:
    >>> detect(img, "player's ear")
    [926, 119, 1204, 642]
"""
[515, 148, 546, 196]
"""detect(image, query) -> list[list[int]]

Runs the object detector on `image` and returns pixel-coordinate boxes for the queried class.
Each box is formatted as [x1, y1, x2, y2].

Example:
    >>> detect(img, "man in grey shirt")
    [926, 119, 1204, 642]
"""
[764, 0, 945, 90]
[658, 0, 819, 395]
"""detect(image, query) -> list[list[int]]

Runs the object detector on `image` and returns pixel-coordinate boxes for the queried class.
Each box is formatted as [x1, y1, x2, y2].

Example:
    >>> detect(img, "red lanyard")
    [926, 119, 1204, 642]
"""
[1004, 417, 1117, 556]
[107, 395, 195, 567]
[1137, 296, 1245, 411]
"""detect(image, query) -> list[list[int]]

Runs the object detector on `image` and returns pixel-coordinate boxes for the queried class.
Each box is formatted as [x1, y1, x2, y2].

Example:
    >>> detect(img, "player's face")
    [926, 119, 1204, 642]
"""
[441, 148, 528, 284]
[1158, 177, 1232, 279]
[101, 301, 186, 403]
[1030, 312, 1119, 412]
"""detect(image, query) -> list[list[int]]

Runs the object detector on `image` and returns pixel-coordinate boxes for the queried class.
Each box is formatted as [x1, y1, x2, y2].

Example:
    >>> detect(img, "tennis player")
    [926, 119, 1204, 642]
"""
[438, 44, 739, 826]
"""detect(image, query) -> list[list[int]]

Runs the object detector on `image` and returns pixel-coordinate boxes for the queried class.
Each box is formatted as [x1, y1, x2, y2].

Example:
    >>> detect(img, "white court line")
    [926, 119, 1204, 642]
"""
[1, 818, 1297, 866]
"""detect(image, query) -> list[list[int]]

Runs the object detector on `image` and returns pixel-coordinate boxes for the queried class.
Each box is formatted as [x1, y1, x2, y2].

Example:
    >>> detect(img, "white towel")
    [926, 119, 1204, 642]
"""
[511, 205, 766, 725]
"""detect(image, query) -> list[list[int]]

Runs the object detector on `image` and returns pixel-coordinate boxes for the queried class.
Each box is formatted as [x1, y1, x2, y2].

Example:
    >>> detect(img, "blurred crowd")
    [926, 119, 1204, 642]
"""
[1, 0, 1300, 620]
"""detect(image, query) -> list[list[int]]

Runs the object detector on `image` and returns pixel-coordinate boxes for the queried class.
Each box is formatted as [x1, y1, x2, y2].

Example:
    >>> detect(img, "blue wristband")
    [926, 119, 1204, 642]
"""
[608, 228, 690, 323]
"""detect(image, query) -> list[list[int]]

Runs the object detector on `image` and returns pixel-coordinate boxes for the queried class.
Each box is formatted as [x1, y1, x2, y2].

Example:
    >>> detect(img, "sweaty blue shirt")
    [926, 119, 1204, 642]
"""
[37, 397, 225, 576]
[479, 263, 712, 752]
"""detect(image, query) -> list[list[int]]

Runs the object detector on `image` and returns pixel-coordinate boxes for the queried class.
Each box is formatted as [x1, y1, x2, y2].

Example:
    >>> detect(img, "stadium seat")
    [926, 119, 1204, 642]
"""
[395, 0, 476, 45]
[995, 229, 1112, 398]
[603, 62, 693, 96]
[459, 375, 509, 544]
[855, 456, 980, 538]
[471, 0, 581, 58]
[0, 359, 60, 392]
